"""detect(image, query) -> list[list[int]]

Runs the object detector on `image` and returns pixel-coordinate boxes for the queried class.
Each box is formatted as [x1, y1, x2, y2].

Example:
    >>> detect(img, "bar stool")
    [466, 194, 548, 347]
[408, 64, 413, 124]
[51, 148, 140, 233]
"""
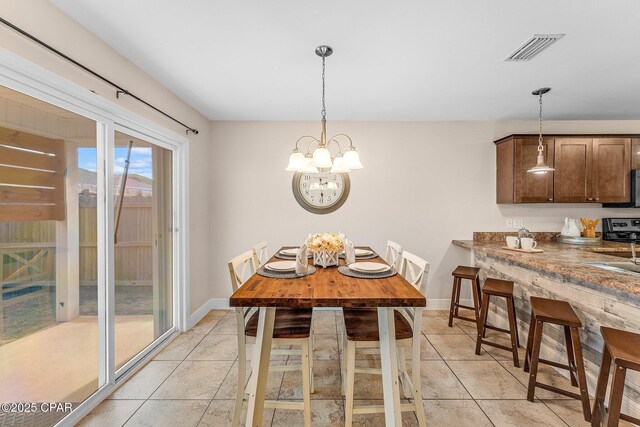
[591, 326, 640, 427]
[474, 278, 520, 367]
[448, 265, 482, 328]
[524, 296, 591, 422]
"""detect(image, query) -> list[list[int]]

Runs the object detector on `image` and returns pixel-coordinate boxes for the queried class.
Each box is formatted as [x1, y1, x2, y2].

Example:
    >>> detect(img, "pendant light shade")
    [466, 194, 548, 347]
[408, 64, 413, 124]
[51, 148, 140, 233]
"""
[330, 155, 351, 173]
[286, 150, 306, 171]
[527, 152, 555, 174]
[527, 87, 554, 174]
[301, 154, 319, 173]
[343, 148, 363, 170]
[312, 146, 333, 168]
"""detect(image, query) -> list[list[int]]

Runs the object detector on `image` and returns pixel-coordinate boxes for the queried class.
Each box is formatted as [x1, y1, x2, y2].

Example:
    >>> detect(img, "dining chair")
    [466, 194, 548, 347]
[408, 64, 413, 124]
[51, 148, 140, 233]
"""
[340, 250, 429, 426]
[384, 240, 403, 271]
[228, 250, 314, 427]
[251, 241, 269, 267]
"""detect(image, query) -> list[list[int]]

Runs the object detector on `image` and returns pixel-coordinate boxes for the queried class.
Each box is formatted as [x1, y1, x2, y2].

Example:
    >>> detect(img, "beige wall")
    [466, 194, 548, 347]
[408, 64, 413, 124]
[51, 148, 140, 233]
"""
[0, 0, 212, 315]
[210, 120, 639, 304]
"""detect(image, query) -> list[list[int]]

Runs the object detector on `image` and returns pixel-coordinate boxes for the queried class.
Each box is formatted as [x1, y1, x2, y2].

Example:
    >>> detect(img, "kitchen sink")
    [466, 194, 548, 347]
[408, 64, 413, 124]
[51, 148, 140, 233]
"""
[586, 261, 640, 274]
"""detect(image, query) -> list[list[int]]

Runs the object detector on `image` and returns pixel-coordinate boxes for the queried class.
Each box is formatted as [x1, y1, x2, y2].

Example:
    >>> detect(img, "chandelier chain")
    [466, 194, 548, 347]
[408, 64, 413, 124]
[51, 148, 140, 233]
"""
[537, 92, 544, 153]
[321, 56, 326, 120]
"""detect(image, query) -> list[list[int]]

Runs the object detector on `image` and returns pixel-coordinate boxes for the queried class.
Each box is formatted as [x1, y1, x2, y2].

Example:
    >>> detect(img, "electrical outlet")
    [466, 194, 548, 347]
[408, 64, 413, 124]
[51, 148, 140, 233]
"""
[513, 218, 524, 229]
[506, 218, 514, 229]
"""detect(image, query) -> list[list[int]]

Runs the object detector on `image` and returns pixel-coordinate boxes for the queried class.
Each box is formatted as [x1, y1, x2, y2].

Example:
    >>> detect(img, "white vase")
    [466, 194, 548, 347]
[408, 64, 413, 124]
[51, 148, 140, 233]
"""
[313, 250, 339, 268]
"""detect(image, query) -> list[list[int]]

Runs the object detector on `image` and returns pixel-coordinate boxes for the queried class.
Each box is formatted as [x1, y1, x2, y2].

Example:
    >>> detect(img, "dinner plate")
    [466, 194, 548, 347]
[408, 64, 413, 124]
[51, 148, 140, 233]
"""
[355, 248, 373, 256]
[348, 262, 390, 273]
[264, 261, 297, 272]
[279, 248, 300, 256]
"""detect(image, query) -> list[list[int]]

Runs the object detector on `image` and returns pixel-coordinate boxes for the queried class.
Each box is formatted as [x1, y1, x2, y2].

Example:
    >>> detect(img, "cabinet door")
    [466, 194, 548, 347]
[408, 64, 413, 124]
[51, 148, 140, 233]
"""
[633, 138, 640, 170]
[514, 138, 554, 202]
[554, 138, 593, 202]
[593, 138, 631, 203]
[496, 139, 515, 204]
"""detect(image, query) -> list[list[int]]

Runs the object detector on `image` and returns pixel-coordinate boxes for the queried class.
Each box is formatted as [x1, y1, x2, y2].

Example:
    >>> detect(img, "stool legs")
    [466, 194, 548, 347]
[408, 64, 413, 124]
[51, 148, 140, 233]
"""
[506, 297, 520, 367]
[606, 365, 628, 426]
[524, 312, 535, 372]
[570, 327, 592, 422]
[475, 292, 520, 367]
[448, 277, 460, 327]
[564, 326, 578, 387]
[526, 319, 544, 401]
[448, 275, 482, 327]
[592, 346, 612, 427]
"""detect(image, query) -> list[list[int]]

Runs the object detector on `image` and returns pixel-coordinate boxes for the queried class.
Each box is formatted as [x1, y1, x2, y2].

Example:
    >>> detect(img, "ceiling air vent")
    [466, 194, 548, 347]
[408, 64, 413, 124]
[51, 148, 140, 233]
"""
[504, 34, 565, 61]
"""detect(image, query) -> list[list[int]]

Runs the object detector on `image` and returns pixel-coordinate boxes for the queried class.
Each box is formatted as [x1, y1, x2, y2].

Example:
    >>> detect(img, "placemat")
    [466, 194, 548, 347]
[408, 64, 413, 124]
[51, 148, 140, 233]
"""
[257, 265, 317, 279]
[339, 252, 378, 260]
[275, 252, 313, 260]
[337, 265, 397, 279]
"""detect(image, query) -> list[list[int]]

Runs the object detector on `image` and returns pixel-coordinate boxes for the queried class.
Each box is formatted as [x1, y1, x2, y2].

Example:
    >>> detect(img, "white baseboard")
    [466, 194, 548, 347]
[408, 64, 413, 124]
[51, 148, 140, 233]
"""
[426, 298, 472, 310]
[188, 298, 230, 329]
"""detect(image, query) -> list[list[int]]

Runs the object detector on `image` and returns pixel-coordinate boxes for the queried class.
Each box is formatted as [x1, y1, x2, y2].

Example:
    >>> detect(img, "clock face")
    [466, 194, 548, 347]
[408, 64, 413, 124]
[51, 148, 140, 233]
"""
[292, 172, 350, 214]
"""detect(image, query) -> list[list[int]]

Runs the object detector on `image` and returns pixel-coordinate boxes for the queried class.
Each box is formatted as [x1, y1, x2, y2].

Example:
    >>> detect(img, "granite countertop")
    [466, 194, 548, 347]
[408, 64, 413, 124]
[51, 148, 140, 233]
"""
[452, 239, 639, 297]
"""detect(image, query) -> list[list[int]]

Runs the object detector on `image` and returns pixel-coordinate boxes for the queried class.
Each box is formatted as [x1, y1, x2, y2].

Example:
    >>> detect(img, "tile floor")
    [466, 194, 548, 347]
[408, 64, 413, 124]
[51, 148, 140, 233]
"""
[77, 309, 632, 427]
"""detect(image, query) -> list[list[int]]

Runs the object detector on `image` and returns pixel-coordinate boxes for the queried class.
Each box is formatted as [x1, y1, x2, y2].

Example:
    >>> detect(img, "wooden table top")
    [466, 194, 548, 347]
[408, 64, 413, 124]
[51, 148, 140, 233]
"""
[229, 247, 427, 308]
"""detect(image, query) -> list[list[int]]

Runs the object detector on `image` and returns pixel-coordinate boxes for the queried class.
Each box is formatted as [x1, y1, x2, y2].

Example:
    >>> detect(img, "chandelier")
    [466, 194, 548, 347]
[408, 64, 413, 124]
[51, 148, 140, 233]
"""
[286, 45, 363, 174]
[527, 87, 554, 174]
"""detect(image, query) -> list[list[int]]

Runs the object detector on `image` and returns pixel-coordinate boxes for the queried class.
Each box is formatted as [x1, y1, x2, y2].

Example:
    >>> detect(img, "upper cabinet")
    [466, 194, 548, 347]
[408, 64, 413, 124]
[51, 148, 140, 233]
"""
[495, 134, 633, 204]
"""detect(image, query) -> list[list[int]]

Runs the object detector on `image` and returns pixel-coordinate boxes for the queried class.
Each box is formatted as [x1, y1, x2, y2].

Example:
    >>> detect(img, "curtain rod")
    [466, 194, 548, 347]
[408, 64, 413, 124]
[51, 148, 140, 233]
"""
[0, 16, 199, 135]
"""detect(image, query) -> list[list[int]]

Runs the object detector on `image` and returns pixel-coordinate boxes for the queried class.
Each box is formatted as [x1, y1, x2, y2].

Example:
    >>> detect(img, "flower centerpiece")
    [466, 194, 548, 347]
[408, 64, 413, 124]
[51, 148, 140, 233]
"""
[307, 232, 344, 268]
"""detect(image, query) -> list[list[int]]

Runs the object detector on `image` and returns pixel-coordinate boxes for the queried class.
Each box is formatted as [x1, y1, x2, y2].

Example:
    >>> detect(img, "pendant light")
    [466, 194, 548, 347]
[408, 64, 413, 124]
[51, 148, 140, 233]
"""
[527, 87, 555, 174]
[286, 46, 363, 173]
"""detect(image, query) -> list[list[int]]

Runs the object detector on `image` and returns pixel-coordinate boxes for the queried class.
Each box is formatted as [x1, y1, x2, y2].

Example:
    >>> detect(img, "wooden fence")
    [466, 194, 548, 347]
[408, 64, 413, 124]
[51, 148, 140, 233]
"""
[0, 203, 153, 286]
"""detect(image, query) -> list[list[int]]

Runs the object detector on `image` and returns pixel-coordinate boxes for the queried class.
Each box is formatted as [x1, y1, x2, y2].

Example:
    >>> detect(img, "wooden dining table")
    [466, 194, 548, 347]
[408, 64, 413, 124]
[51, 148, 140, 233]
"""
[229, 247, 426, 427]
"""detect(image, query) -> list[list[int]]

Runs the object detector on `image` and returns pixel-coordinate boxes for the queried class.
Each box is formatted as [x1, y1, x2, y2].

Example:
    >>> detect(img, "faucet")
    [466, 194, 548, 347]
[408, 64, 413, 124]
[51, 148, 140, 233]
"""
[632, 242, 639, 265]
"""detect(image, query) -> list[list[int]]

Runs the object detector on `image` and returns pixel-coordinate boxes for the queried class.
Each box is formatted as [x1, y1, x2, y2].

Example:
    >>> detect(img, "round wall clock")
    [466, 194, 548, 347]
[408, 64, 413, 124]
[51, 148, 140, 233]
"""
[292, 172, 350, 214]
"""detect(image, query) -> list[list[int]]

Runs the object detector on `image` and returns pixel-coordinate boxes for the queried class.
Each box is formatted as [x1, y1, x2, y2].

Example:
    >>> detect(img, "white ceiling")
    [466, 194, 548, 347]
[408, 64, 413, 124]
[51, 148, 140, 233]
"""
[51, 0, 640, 121]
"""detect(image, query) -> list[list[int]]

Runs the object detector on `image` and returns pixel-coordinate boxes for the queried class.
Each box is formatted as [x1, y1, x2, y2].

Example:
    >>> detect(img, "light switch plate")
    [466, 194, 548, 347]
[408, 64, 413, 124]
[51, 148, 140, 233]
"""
[506, 218, 514, 229]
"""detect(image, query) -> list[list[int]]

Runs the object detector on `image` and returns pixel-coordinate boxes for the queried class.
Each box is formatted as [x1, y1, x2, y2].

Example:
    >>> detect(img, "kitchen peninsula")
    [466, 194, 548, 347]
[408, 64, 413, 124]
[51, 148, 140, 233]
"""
[453, 233, 640, 416]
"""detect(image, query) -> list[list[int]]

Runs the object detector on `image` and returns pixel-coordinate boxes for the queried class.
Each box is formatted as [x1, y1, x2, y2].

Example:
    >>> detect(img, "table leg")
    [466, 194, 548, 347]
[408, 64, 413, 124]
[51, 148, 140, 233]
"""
[246, 307, 275, 427]
[378, 307, 402, 427]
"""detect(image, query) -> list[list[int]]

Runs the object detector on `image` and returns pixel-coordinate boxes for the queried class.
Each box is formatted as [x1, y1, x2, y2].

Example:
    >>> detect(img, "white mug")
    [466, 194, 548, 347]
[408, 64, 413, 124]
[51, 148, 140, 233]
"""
[506, 236, 520, 249]
[520, 237, 537, 251]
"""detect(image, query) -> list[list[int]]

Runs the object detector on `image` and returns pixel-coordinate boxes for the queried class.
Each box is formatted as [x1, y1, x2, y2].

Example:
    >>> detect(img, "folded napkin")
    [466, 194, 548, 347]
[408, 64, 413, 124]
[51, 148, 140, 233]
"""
[296, 243, 309, 275]
[344, 238, 356, 265]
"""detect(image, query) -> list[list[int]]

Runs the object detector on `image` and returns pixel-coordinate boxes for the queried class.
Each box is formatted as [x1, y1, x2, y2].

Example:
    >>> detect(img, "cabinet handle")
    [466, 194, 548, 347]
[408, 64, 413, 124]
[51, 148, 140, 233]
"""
[547, 198, 553, 201]
[595, 197, 600, 201]
[587, 198, 594, 201]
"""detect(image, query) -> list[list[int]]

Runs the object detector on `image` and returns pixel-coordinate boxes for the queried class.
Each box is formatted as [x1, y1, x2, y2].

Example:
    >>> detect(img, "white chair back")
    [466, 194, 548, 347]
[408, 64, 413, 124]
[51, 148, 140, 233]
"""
[228, 250, 257, 292]
[398, 250, 430, 341]
[384, 240, 403, 270]
[252, 241, 269, 268]
[399, 251, 429, 296]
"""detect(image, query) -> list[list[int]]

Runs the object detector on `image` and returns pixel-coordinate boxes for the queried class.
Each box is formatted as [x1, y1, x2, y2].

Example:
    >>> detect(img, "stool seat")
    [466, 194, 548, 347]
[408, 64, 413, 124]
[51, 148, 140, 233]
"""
[601, 326, 640, 371]
[451, 265, 480, 279]
[531, 296, 582, 327]
[245, 308, 312, 339]
[482, 278, 514, 297]
[592, 326, 640, 426]
[343, 308, 413, 341]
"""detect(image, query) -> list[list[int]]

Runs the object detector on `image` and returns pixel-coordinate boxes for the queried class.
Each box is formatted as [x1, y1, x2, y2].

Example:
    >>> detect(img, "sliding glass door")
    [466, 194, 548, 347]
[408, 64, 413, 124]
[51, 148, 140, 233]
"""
[113, 130, 174, 370]
[0, 81, 181, 427]
[0, 86, 101, 424]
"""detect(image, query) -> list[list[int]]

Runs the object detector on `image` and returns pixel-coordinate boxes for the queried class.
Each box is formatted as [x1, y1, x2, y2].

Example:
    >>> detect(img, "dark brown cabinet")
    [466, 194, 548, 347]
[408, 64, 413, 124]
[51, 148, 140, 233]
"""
[495, 134, 634, 204]
[593, 138, 631, 203]
[554, 138, 593, 203]
[496, 136, 554, 203]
